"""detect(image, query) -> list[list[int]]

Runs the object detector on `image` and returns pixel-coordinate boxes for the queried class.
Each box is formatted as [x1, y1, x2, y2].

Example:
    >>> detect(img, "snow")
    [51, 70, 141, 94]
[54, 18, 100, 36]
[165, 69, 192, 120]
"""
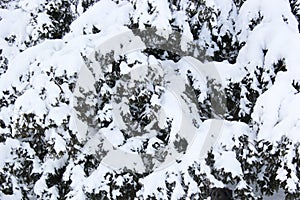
[213, 61, 245, 84]
[0, 0, 300, 199]
[85, 168, 110, 191]
[18, 0, 45, 12]
[214, 0, 237, 36]
[68, 0, 133, 37]
[34, 176, 47, 196]
[14, 88, 47, 117]
[0, 138, 20, 169]
[131, 0, 172, 36]
[0, 9, 30, 44]
[237, 0, 298, 42]
[238, 20, 300, 80]
[138, 119, 251, 198]
[159, 79, 183, 142]
[214, 151, 243, 177]
[252, 73, 300, 143]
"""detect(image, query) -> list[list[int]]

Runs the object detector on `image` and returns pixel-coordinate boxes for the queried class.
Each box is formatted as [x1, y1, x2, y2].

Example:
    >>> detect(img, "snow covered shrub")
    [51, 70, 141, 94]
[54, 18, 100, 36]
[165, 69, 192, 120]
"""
[39, 0, 74, 39]
[188, 162, 212, 199]
[257, 137, 300, 198]
[0, 50, 8, 77]
[186, 0, 242, 63]
[84, 170, 142, 199]
[211, 187, 233, 200]
[80, 0, 99, 12]
[1, 0, 300, 199]
[232, 0, 246, 9]
[289, 0, 300, 32]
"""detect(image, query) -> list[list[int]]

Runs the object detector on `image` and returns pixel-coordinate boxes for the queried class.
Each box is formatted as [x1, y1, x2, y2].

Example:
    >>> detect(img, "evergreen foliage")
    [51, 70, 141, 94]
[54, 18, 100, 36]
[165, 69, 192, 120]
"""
[0, 0, 300, 199]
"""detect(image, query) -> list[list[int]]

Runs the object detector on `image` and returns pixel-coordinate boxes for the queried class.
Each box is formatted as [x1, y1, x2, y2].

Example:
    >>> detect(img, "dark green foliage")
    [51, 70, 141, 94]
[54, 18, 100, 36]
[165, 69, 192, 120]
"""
[211, 32, 243, 64]
[294, 80, 300, 93]
[248, 12, 263, 31]
[233, 185, 257, 200]
[101, 171, 143, 199]
[224, 58, 281, 123]
[81, 0, 98, 12]
[31, 0, 75, 43]
[234, 76, 260, 123]
[289, 0, 300, 32]
[206, 79, 227, 117]
[273, 58, 287, 75]
[233, 135, 258, 184]
[233, 0, 246, 9]
[0, 50, 8, 76]
[185, 0, 242, 63]
[0, 0, 10, 9]
[1, 147, 41, 199]
[185, 0, 216, 39]
[46, 165, 71, 200]
[188, 163, 211, 199]
[83, 154, 99, 176]
[45, 0, 74, 39]
[143, 48, 181, 62]
[86, 190, 110, 200]
[186, 70, 227, 120]
[186, 71, 211, 120]
[1, 0, 300, 199]
[157, 118, 172, 145]
[0, 172, 13, 195]
[256, 139, 284, 196]
[225, 82, 241, 120]
[202, 135, 299, 199]
[14, 113, 48, 160]
[128, 87, 155, 128]
[4, 35, 16, 45]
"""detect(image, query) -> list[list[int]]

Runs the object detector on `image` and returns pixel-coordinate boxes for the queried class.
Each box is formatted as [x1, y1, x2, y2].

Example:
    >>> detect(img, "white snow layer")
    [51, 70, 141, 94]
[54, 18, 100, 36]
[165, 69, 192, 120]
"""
[0, 0, 300, 199]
